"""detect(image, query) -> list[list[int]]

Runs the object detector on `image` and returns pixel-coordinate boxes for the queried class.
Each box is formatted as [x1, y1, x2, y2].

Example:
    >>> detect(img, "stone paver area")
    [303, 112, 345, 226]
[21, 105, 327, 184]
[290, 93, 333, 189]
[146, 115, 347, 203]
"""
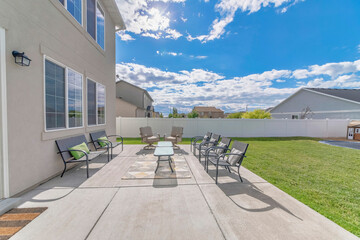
[11, 145, 359, 240]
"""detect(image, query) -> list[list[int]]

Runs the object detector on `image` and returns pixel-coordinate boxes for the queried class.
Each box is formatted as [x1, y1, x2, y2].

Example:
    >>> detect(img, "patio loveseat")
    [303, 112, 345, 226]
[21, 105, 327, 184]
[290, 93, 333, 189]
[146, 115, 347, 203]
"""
[55, 135, 108, 178]
[89, 130, 123, 159]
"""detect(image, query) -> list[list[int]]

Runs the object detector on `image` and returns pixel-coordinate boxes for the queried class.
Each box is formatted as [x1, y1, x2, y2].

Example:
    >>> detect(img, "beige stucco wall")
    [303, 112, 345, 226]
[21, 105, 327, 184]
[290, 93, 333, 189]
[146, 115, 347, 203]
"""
[116, 98, 137, 117]
[136, 108, 146, 118]
[0, 0, 118, 196]
[116, 82, 144, 108]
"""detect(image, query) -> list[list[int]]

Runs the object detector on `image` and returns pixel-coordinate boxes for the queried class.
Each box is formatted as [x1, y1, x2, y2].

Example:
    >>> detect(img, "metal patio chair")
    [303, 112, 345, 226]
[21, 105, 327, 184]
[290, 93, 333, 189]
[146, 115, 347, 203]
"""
[139, 126, 161, 149]
[206, 140, 249, 184]
[191, 132, 212, 154]
[195, 133, 221, 163]
[164, 126, 183, 149]
[202, 137, 232, 170]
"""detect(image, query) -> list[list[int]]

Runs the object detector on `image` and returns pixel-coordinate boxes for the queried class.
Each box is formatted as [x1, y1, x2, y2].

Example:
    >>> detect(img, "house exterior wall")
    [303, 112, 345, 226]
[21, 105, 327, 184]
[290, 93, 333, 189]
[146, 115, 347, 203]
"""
[136, 108, 146, 118]
[115, 98, 137, 117]
[144, 94, 152, 109]
[0, 0, 118, 196]
[116, 83, 144, 108]
[271, 89, 360, 119]
[199, 111, 225, 118]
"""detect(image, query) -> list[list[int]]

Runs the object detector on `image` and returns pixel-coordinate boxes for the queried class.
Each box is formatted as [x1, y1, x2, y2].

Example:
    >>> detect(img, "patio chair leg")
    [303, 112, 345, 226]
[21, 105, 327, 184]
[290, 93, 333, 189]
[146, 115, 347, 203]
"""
[237, 166, 243, 182]
[122, 142, 123, 152]
[60, 164, 67, 178]
[86, 160, 89, 178]
[215, 165, 219, 184]
[226, 166, 231, 173]
[111, 147, 113, 159]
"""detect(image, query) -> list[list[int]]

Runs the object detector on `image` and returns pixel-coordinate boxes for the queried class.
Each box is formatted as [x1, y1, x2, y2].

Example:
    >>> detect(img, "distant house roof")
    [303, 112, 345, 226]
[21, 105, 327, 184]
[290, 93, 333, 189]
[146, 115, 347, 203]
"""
[271, 88, 360, 113]
[116, 80, 154, 102]
[193, 106, 224, 113]
[306, 88, 360, 103]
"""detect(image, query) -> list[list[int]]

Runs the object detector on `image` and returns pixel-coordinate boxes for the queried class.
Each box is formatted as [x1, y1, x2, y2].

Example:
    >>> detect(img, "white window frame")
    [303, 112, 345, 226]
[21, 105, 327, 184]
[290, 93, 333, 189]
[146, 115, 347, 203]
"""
[95, 1, 105, 50]
[60, 0, 84, 26]
[43, 56, 84, 132]
[86, 78, 106, 126]
[86, 0, 106, 50]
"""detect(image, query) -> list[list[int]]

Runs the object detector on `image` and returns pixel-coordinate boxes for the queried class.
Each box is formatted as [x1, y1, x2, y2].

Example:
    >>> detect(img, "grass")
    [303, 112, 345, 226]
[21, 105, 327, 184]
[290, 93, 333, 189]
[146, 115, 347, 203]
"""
[119, 137, 360, 236]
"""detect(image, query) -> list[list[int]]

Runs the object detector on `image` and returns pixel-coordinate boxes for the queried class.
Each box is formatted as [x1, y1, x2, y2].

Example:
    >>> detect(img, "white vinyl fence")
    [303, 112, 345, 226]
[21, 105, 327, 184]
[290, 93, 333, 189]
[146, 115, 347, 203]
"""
[116, 117, 350, 138]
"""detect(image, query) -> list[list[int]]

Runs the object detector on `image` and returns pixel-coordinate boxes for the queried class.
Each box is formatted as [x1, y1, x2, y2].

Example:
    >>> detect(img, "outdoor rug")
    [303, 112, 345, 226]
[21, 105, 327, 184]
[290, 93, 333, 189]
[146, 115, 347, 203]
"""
[0, 207, 47, 240]
[122, 155, 192, 179]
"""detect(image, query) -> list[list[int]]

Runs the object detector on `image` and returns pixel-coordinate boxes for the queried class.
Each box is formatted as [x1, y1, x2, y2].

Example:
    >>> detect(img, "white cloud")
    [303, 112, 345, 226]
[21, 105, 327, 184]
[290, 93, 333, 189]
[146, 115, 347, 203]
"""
[117, 32, 135, 41]
[157, 51, 207, 59]
[157, 51, 183, 56]
[190, 0, 304, 43]
[116, 0, 183, 40]
[292, 60, 360, 79]
[116, 59, 360, 113]
[181, 17, 188, 22]
[357, 44, 360, 53]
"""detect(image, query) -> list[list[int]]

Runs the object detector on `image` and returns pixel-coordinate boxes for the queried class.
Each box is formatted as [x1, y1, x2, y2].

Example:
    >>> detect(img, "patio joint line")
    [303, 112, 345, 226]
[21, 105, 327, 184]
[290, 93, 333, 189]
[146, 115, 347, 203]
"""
[84, 187, 120, 240]
[185, 156, 227, 240]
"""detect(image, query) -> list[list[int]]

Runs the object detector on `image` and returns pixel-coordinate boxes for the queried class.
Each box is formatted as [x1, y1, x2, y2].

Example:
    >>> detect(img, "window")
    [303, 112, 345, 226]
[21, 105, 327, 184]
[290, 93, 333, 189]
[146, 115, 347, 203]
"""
[87, 0, 105, 49]
[292, 115, 299, 119]
[87, 79, 106, 126]
[97, 84, 105, 124]
[45, 58, 84, 131]
[59, 0, 82, 25]
[87, 79, 97, 125]
[45, 60, 66, 130]
[68, 69, 83, 128]
[96, 3, 105, 49]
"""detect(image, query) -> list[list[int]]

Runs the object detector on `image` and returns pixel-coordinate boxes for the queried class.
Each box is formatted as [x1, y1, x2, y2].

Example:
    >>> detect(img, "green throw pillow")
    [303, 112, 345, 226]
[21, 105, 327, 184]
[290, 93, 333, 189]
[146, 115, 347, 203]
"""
[98, 136, 109, 147]
[69, 142, 90, 160]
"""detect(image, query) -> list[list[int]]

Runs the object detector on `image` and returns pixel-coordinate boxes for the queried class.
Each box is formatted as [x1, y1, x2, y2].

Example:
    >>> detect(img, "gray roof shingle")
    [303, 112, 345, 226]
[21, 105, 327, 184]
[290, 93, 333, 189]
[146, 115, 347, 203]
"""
[306, 88, 360, 103]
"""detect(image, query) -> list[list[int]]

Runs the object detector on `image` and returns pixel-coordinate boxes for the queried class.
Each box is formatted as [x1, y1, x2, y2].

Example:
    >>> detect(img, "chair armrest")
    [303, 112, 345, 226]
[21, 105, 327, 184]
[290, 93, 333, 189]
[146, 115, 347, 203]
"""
[107, 135, 123, 142]
[191, 136, 203, 144]
[205, 146, 229, 153]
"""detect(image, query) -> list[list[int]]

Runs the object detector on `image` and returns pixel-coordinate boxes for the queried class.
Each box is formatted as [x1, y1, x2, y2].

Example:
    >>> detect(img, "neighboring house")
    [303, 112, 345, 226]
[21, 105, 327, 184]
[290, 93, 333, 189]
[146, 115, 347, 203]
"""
[0, 0, 125, 197]
[270, 88, 360, 119]
[193, 106, 225, 118]
[116, 80, 155, 117]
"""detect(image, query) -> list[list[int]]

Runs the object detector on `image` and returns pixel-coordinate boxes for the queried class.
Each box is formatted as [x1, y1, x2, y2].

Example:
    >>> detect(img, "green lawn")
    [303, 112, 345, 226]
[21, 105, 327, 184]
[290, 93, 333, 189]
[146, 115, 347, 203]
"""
[120, 137, 360, 236]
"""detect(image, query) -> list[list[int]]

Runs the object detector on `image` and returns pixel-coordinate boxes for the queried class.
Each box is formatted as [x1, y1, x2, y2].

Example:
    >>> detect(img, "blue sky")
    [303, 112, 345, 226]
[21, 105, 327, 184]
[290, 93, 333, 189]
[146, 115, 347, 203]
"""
[115, 0, 360, 115]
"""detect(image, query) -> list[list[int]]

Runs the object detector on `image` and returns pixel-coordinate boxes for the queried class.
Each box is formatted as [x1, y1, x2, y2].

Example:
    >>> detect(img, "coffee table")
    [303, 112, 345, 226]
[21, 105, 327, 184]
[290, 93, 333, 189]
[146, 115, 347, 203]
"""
[157, 141, 173, 147]
[154, 143, 174, 173]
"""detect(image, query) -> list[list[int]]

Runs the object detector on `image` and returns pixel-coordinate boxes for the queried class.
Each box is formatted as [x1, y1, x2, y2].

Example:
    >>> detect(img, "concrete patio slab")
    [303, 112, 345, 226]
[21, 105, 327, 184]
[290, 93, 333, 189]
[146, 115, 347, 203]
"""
[11, 188, 118, 240]
[9, 144, 359, 240]
[87, 185, 224, 240]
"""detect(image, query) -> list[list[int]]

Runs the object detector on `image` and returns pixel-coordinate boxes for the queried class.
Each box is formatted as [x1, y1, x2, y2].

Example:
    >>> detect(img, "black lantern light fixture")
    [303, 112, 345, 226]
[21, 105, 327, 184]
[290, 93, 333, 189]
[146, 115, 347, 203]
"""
[12, 51, 31, 67]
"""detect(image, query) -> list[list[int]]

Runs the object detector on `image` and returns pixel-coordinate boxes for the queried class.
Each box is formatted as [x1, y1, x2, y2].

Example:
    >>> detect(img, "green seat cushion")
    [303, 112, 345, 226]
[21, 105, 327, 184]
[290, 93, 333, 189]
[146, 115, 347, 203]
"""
[69, 142, 90, 160]
[98, 136, 110, 147]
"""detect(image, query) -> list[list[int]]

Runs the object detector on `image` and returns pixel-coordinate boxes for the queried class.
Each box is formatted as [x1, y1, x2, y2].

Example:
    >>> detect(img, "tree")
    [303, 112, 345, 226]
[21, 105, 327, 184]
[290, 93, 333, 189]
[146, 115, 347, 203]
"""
[299, 106, 313, 119]
[227, 112, 243, 119]
[168, 108, 185, 118]
[242, 109, 271, 119]
[159, 113, 163, 118]
[187, 110, 199, 118]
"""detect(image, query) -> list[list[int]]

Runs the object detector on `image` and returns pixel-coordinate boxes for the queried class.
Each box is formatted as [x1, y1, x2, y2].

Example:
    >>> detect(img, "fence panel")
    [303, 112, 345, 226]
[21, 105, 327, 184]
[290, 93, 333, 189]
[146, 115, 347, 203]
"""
[116, 117, 350, 138]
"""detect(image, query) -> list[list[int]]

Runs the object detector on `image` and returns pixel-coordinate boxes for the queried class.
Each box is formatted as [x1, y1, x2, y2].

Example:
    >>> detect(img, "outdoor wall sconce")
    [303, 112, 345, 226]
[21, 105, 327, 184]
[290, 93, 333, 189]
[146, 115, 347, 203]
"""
[12, 51, 31, 66]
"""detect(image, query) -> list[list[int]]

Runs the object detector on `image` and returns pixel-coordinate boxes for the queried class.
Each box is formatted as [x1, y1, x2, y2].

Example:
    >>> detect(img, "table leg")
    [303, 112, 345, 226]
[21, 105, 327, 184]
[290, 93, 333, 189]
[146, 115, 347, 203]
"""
[168, 156, 174, 172]
[155, 156, 160, 173]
